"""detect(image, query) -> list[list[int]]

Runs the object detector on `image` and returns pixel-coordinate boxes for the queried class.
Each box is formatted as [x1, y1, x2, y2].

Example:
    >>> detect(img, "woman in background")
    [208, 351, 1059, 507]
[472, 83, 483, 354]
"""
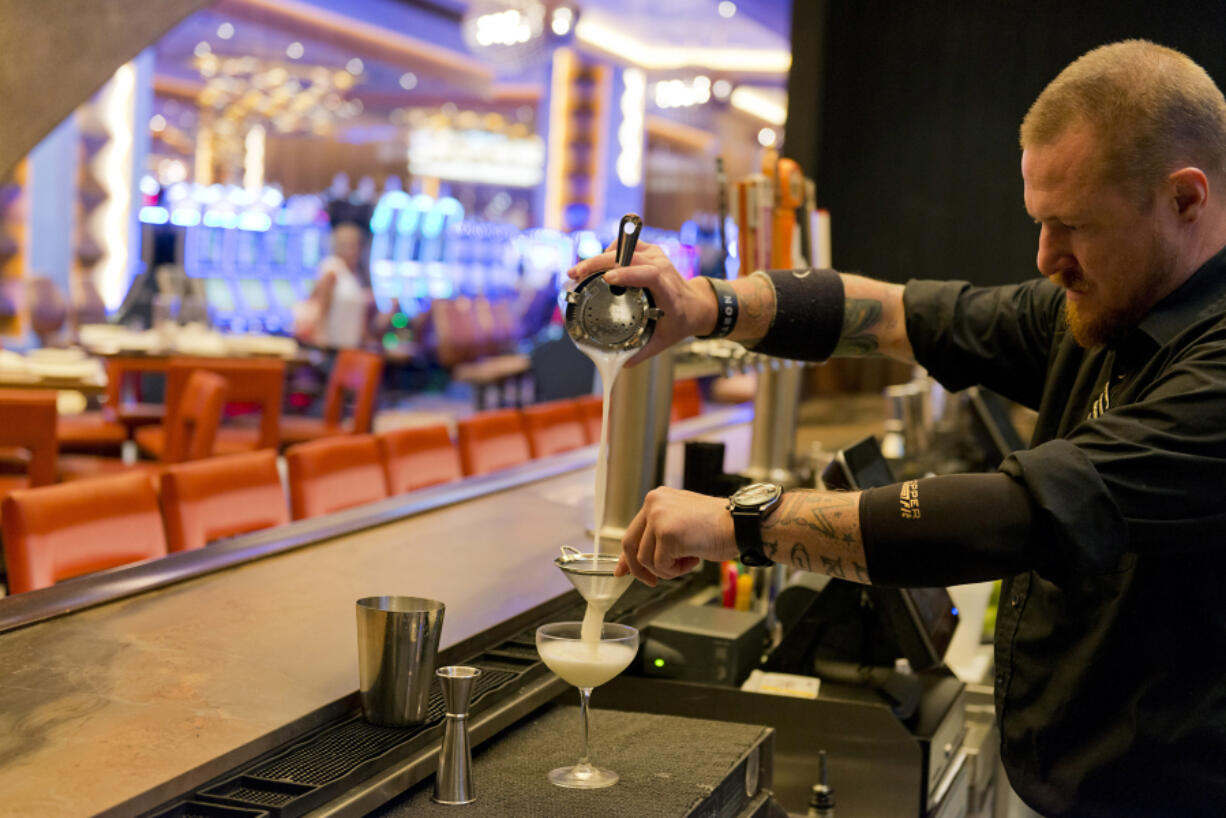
[295, 222, 372, 348]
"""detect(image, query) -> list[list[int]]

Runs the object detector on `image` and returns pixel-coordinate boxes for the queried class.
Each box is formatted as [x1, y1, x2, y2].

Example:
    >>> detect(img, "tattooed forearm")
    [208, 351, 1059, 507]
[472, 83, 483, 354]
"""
[764, 490, 871, 584]
[762, 538, 779, 561]
[773, 494, 836, 537]
[834, 297, 883, 356]
[790, 543, 812, 572]
[743, 274, 774, 320]
[767, 493, 853, 541]
[730, 274, 777, 343]
[819, 555, 846, 578]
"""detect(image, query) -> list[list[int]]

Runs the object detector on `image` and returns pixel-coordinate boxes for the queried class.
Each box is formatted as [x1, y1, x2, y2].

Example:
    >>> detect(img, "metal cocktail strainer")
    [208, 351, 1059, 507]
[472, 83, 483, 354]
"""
[564, 213, 663, 352]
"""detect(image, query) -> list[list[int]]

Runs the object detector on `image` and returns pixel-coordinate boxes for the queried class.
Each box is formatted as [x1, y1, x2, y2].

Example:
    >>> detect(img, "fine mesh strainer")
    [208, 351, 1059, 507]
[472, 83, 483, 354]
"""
[564, 213, 663, 352]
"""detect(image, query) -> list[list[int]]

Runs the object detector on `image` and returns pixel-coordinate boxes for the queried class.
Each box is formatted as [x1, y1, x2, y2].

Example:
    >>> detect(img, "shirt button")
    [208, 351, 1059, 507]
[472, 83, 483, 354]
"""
[996, 674, 1005, 687]
[1010, 595, 1021, 608]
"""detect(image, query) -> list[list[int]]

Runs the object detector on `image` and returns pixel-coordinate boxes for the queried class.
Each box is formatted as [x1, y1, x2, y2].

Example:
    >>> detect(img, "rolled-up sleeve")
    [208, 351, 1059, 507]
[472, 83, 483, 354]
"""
[896, 276, 1226, 581]
[905, 278, 1063, 409]
[1005, 337, 1226, 573]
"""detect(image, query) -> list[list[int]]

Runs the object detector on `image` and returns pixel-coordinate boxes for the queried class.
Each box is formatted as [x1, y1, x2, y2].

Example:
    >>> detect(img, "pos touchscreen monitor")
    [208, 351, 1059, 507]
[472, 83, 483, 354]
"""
[966, 386, 1026, 467]
[821, 436, 959, 672]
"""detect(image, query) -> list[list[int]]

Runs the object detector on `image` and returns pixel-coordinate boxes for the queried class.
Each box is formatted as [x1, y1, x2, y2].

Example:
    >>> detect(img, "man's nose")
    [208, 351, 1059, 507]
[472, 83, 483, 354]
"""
[1036, 225, 1074, 278]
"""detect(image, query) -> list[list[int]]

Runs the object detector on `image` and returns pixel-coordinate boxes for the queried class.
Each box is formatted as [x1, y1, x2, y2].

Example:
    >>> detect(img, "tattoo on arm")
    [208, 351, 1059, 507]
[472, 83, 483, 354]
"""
[790, 543, 812, 572]
[851, 562, 869, 583]
[835, 297, 883, 356]
[734, 274, 775, 343]
[819, 555, 846, 578]
[762, 538, 779, 561]
[769, 494, 838, 541]
[743, 275, 773, 320]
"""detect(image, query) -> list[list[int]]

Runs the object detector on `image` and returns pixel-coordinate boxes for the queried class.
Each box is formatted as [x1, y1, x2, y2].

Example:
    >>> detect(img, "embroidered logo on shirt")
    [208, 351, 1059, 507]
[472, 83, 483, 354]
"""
[899, 480, 921, 519]
[1087, 379, 1111, 420]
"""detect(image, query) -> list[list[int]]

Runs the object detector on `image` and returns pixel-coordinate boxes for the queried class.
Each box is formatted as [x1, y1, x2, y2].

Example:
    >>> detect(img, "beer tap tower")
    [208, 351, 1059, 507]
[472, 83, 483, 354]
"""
[743, 153, 824, 489]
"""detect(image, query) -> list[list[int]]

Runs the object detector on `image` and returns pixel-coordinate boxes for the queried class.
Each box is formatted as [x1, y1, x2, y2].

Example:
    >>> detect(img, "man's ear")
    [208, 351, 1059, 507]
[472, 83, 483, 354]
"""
[1168, 167, 1210, 221]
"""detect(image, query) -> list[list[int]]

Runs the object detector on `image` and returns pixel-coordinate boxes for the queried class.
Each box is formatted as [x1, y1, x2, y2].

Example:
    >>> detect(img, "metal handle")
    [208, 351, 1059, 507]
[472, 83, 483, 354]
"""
[615, 213, 643, 268]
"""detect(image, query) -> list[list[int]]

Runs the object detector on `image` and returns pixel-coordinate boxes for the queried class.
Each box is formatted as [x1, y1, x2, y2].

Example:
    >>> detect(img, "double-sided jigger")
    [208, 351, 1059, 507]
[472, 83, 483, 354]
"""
[432, 666, 482, 805]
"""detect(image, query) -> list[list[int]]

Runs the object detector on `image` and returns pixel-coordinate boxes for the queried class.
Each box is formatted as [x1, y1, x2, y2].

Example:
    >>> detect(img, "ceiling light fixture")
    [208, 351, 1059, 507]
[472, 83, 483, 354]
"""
[574, 19, 789, 73]
[730, 86, 787, 125]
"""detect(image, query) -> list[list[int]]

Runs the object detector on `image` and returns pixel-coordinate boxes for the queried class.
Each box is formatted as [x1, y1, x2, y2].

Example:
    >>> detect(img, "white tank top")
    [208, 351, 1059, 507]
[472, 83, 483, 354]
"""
[320, 257, 365, 348]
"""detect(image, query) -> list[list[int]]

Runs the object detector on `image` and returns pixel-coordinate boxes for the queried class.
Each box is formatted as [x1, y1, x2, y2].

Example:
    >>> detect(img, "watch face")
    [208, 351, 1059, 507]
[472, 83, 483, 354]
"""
[734, 482, 782, 507]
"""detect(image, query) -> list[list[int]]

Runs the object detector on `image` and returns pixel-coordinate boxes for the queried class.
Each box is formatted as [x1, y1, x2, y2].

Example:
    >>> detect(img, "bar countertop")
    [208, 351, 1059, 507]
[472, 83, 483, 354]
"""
[0, 412, 767, 818]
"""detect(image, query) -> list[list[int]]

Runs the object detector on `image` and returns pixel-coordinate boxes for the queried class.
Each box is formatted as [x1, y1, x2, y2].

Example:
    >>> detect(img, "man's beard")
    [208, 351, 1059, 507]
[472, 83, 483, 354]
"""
[1064, 239, 1172, 348]
[1065, 297, 1145, 347]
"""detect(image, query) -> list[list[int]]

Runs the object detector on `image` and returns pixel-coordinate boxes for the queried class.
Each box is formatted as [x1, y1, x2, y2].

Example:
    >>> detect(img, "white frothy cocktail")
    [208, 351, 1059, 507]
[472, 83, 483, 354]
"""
[537, 639, 637, 688]
[535, 620, 640, 789]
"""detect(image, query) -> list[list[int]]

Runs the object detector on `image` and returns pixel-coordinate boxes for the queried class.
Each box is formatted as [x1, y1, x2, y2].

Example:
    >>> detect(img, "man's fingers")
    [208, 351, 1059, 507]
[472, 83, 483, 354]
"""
[621, 509, 656, 586]
[631, 523, 660, 586]
[567, 251, 617, 281]
[602, 264, 664, 289]
[622, 503, 648, 550]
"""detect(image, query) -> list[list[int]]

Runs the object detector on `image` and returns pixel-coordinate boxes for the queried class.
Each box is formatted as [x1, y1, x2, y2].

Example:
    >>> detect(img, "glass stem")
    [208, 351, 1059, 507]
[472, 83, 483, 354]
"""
[577, 686, 593, 766]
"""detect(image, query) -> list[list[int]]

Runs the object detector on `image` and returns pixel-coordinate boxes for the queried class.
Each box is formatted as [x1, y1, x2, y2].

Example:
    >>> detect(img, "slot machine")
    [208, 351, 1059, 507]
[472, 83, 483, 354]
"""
[421, 197, 464, 300]
[396, 194, 434, 312]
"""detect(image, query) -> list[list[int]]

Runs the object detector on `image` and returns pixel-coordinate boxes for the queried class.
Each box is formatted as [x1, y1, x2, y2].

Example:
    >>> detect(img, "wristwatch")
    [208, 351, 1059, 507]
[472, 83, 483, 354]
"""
[728, 482, 783, 567]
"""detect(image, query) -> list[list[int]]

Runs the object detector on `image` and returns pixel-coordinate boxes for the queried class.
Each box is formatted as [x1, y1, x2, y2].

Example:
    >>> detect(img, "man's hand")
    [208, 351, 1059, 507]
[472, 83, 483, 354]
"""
[614, 487, 736, 585]
[566, 242, 717, 367]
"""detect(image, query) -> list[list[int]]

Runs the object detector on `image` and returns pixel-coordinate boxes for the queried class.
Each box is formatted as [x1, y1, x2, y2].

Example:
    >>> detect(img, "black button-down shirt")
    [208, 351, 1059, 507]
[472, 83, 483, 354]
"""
[901, 244, 1226, 816]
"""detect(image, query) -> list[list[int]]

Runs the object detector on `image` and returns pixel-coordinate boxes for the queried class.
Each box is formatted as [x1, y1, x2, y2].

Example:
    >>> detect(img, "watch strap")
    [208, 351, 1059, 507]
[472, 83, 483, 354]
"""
[732, 507, 773, 566]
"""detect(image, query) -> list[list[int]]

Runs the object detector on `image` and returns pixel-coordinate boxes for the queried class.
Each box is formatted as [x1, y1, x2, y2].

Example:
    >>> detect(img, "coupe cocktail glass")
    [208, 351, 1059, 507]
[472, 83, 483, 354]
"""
[535, 621, 639, 788]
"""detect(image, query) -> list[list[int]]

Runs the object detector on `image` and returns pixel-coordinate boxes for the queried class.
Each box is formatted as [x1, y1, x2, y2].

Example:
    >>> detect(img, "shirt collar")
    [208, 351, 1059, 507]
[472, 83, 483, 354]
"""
[1134, 241, 1226, 347]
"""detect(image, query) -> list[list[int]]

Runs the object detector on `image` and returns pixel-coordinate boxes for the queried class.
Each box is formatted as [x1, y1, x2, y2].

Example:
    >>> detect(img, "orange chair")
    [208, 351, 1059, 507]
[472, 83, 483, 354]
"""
[137, 358, 283, 459]
[433, 297, 482, 368]
[56, 358, 130, 456]
[130, 367, 229, 464]
[285, 434, 389, 520]
[377, 424, 463, 494]
[280, 349, 383, 447]
[522, 399, 588, 458]
[59, 358, 168, 454]
[57, 369, 227, 482]
[456, 408, 531, 476]
[575, 394, 604, 444]
[161, 449, 289, 552]
[2, 471, 167, 594]
[0, 390, 57, 509]
[671, 378, 703, 422]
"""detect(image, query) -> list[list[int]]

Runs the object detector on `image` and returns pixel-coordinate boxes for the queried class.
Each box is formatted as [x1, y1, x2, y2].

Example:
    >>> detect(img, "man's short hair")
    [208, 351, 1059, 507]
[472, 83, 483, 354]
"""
[1020, 40, 1226, 200]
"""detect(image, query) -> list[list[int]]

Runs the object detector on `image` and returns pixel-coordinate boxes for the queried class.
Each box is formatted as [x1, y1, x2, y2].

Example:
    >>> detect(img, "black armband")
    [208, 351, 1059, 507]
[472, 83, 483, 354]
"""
[746, 268, 844, 362]
[859, 472, 1044, 587]
[697, 277, 737, 339]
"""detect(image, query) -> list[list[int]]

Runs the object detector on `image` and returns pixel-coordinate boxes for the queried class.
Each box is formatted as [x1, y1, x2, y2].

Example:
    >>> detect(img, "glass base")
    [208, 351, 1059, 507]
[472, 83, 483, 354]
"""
[547, 762, 619, 789]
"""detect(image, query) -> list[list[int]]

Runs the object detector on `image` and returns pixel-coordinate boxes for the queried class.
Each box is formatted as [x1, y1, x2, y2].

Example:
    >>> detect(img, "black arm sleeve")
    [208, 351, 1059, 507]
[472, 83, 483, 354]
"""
[745, 268, 844, 362]
[860, 472, 1048, 587]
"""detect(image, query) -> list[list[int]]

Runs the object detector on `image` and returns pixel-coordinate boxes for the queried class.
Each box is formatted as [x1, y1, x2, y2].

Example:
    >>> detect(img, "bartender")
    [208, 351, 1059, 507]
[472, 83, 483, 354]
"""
[568, 40, 1226, 817]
